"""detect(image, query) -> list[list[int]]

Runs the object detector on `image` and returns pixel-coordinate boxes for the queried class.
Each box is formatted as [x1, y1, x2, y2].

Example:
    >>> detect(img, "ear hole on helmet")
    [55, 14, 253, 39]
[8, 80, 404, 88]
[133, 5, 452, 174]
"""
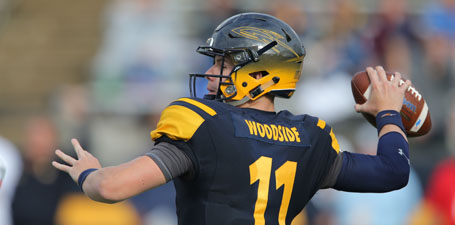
[249, 71, 269, 79]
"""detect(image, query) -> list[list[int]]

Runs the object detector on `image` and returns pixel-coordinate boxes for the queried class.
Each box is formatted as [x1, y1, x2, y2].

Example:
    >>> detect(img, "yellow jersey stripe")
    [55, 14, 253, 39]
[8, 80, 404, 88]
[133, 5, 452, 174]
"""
[316, 119, 339, 153]
[178, 98, 217, 116]
[151, 105, 205, 141]
[316, 119, 326, 130]
[329, 128, 340, 153]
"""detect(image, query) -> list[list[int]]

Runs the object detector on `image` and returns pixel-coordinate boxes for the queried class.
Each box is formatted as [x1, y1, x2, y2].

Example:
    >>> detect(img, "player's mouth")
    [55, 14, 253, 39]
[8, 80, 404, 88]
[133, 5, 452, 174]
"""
[207, 84, 218, 95]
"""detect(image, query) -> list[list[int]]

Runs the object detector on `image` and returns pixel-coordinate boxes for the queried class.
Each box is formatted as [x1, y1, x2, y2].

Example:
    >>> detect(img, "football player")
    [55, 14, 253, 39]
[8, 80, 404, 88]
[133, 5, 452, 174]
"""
[53, 13, 412, 225]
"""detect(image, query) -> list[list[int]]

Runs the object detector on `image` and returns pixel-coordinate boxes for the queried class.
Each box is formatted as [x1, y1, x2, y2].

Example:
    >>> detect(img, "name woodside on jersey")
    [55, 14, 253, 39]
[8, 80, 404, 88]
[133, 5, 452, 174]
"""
[244, 119, 301, 143]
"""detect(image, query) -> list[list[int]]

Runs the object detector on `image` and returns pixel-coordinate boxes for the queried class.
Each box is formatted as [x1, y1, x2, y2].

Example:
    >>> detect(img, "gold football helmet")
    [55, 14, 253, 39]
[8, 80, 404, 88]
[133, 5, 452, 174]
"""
[190, 12, 306, 105]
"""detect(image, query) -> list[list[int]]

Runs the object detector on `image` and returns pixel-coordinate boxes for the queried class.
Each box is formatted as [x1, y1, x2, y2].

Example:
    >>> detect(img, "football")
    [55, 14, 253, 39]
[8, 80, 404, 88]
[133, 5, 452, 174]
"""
[351, 71, 431, 137]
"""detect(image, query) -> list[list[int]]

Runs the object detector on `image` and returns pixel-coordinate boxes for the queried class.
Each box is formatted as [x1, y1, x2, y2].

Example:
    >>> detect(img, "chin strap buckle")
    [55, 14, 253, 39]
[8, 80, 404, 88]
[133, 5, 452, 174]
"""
[249, 76, 280, 99]
[250, 86, 264, 98]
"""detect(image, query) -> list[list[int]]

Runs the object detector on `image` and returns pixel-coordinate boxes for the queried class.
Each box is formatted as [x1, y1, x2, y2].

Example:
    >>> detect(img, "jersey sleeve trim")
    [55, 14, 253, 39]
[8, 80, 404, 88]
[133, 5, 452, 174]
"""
[329, 129, 340, 153]
[150, 98, 218, 142]
[151, 105, 205, 141]
[316, 118, 340, 153]
[174, 98, 217, 116]
[317, 119, 326, 130]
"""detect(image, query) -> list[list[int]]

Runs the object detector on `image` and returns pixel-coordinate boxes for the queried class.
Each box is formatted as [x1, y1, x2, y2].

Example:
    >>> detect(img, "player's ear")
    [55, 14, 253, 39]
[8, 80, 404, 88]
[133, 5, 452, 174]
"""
[250, 72, 264, 79]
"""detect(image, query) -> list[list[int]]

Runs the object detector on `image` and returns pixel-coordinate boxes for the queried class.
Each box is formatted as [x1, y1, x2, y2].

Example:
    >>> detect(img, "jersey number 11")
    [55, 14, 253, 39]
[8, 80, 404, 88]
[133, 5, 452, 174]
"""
[249, 156, 297, 225]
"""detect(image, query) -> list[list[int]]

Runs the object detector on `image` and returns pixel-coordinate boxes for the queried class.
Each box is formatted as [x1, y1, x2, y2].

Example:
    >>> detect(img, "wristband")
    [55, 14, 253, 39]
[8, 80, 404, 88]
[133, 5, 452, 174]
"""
[78, 168, 98, 192]
[376, 110, 406, 135]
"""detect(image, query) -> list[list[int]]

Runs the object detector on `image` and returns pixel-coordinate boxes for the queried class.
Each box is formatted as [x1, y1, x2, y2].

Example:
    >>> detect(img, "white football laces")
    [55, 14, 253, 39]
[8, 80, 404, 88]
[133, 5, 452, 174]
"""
[391, 74, 422, 101]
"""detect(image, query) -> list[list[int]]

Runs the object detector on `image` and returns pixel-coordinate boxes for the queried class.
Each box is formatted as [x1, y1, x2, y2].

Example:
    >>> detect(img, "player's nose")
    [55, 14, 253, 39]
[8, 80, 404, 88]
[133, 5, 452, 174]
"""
[205, 64, 215, 74]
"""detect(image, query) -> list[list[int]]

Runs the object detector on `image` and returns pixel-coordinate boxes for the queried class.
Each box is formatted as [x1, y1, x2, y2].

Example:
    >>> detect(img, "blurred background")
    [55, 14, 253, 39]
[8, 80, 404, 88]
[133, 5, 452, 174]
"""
[0, 0, 453, 224]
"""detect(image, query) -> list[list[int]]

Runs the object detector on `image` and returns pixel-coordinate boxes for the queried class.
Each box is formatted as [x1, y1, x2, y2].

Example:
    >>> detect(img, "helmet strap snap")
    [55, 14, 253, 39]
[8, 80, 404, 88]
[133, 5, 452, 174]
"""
[248, 78, 278, 99]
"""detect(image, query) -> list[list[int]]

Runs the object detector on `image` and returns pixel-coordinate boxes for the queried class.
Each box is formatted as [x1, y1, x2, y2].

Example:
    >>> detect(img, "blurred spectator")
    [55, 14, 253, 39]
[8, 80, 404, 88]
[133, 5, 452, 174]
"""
[92, 0, 189, 115]
[270, 0, 308, 36]
[366, 0, 422, 65]
[11, 116, 78, 225]
[51, 84, 91, 153]
[293, 74, 355, 123]
[413, 0, 455, 145]
[87, 2, 186, 223]
[272, 0, 367, 117]
[422, 0, 455, 40]
[89, 0, 191, 164]
[130, 182, 177, 225]
[300, 0, 370, 78]
[55, 193, 141, 225]
[193, 0, 241, 39]
[0, 137, 22, 225]
[322, 0, 370, 75]
[408, 93, 454, 225]
[382, 34, 412, 76]
[422, 158, 455, 225]
[410, 39, 453, 185]
[409, 158, 455, 225]
[417, 0, 454, 125]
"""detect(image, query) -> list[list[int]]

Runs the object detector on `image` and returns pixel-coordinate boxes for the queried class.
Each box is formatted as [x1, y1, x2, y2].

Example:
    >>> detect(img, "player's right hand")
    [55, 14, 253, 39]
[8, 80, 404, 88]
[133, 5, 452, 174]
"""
[355, 66, 411, 117]
[52, 138, 101, 184]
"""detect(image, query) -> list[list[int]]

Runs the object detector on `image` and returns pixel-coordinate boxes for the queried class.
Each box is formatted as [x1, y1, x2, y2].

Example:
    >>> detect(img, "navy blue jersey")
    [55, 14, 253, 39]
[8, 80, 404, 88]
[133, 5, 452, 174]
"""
[151, 97, 340, 225]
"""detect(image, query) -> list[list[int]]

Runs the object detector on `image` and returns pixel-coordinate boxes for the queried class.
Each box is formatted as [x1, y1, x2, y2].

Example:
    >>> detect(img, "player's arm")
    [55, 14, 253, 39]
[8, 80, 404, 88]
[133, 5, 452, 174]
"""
[321, 66, 412, 192]
[52, 97, 206, 203]
[332, 132, 409, 192]
[52, 139, 168, 203]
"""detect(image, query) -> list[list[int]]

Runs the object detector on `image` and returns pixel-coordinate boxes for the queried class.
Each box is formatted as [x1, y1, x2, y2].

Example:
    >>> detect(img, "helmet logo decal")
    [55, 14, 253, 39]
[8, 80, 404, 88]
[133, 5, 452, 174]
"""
[231, 26, 300, 58]
[207, 37, 214, 46]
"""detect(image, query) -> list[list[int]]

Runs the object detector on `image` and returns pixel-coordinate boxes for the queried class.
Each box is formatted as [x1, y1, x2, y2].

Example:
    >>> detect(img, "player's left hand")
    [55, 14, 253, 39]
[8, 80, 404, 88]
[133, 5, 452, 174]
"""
[52, 138, 101, 183]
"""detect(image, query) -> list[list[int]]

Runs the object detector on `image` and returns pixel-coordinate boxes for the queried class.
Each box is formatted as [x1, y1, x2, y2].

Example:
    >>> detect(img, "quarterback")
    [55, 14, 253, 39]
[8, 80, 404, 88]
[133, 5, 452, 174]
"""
[53, 13, 412, 225]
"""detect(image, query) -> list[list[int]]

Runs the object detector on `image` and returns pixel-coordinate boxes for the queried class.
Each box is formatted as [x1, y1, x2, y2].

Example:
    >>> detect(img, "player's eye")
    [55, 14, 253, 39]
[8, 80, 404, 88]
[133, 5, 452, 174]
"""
[215, 61, 227, 69]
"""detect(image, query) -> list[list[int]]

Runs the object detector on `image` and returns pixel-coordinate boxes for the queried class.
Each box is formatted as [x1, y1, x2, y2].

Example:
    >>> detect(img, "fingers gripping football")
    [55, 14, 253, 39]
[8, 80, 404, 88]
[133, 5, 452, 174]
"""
[351, 66, 431, 137]
[354, 66, 411, 116]
[52, 139, 101, 183]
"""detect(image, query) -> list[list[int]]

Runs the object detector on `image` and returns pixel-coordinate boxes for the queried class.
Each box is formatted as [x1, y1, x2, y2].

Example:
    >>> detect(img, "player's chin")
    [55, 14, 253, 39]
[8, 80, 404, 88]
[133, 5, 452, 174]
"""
[207, 90, 218, 95]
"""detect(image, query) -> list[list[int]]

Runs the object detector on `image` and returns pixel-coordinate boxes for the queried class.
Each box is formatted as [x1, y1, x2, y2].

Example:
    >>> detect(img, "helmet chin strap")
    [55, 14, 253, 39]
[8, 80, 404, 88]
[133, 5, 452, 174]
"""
[226, 76, 280, 106]
[226, 96, 250, 106]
